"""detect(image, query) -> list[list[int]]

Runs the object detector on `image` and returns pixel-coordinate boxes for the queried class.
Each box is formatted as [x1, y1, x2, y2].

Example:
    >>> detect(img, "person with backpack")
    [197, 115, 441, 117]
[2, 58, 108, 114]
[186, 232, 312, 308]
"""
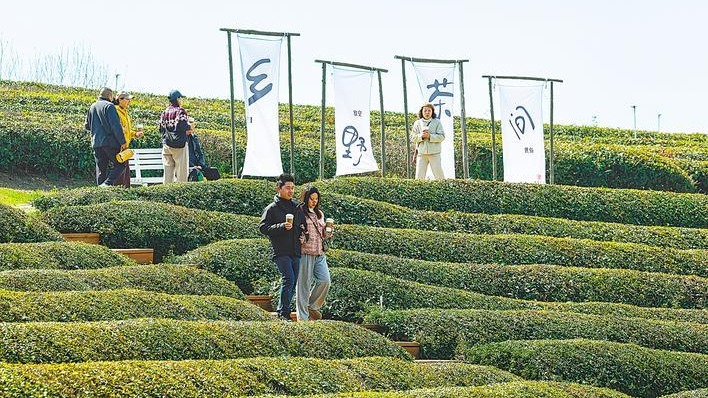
[159, 90, 193, 183]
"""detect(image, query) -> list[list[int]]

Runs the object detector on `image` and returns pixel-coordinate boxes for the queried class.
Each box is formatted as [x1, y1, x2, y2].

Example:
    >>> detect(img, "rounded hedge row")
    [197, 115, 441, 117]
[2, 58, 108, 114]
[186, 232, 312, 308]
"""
[364, 308, 708, 359]
[662, 389, 708, 398]
[261, 382, 630, 398]
[0, 242, 136, 271]
[327, 268, 708, 324]
[41, 201, 261, 262]
[0, 289, 266, 322]
[0, 204, 62, 243]
[0, 319, 408, 364]
[318, 177, 708, 228]
[175, 239, 708, 324]
[459, 339, 708, 397]
[323, 193, 708, 250]
[331, 225, 708, 277]
[327, 250, 707, 309]
[0, 357, 519, 398]
[0, 264, 244, 298]
[31, 179, 708, 250]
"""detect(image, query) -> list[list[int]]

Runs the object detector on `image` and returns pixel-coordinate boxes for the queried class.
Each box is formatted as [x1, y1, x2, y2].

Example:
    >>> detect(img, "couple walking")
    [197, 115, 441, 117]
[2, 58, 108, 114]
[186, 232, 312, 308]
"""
[259, 173, 333, 321]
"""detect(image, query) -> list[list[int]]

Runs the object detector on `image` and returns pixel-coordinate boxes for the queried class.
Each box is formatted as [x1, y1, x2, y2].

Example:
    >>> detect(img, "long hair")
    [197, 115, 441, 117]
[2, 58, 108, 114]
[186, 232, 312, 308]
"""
[300, 186, 323, 219]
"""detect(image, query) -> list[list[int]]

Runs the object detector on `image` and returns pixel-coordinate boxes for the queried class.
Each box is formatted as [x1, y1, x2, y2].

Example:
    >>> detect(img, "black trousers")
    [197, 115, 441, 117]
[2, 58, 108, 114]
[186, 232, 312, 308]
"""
[94, 146, 126, 186]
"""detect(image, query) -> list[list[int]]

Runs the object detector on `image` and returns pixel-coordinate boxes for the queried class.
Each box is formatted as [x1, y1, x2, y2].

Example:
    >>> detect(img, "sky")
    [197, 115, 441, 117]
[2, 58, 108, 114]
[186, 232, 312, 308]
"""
[1, 0, 707, 134]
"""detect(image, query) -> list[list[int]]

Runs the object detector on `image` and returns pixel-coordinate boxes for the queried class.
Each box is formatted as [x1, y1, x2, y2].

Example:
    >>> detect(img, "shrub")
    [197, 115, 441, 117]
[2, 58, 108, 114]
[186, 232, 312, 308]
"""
[459, 339, 708, 397]
[331, 225, 708, 277]
[0, 204, 62, 243]
[0, 264, 243, 298]
[289, 382, 630, 398]
[364, 308, 708, 359]
[0, 289, 266, 322]
[0, 357, 521, 397]
[32, 179, 708, 250]
[175, 239, 708, 324]
[327, 268, 707, 324]
[0, 241, 135, 271]
[318, 177, 708, 228]
[662, 389, 708, 398]
[41, 201, 261, 262]
[0, 319, 409, 363]
[327, 250, 707, 309]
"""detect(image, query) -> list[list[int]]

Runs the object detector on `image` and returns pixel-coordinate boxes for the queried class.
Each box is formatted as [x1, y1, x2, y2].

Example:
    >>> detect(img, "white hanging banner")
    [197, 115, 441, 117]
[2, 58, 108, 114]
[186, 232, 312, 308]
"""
[412, 61, 456, 179]
[237, 34, 283, 177]
[498, 83, 546, 184]
[332, 66, 379, 176]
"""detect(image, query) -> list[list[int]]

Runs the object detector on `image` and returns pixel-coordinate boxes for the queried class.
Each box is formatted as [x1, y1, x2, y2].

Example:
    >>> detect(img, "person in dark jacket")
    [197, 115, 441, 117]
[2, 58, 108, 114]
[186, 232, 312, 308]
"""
[259, 173, 306, 321]
[84, 87, 126, 186]
[187, 124, 220, 182]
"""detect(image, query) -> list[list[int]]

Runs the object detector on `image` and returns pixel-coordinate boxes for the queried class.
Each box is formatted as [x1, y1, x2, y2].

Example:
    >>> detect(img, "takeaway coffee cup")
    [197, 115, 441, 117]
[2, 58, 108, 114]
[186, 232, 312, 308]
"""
[325, 218, 334, 232]
[285, 214, 294, 224]
[136, 123, 144, 131]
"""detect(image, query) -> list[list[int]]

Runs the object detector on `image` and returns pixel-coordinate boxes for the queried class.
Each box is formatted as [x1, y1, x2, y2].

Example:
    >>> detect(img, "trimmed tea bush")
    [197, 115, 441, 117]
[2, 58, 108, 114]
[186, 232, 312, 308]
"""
[0, 264, 244, 298]
[0, 357, 520, 397]
[175, 239, 708, 324]
[0, 204, 62, 243]
[41, 201, 261, 262]
[0, 319, 409, 363]
[364, 308, 708, 358]
[288, 382, 630, 398]
[662, 389, 708, 397]
[32, 179, 708, 250]
[318, 177, 708, 228]
[328, 268, 708, 324]
[459, 339, 708, 397]
[0, 241, 135, 271]
[327, 250, 707, 309]
[332, 225, 708, 277]
[0, 289, 267, 322]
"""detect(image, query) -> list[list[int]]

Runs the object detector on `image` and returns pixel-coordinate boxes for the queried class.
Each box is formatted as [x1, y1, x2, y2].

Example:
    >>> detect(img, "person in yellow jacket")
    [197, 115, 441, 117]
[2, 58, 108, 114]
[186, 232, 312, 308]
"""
[114, 91, 144, 187]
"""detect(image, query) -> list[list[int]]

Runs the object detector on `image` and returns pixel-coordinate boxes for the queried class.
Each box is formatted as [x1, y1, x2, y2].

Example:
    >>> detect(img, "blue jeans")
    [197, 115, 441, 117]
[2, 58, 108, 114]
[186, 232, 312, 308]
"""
[274, 255, 300, 317]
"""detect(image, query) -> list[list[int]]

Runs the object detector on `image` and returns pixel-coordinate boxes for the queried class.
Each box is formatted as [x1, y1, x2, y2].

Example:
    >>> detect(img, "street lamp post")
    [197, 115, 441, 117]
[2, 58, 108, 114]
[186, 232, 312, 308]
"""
[657, 113, 662, 133]
[631, 105, 637, 138]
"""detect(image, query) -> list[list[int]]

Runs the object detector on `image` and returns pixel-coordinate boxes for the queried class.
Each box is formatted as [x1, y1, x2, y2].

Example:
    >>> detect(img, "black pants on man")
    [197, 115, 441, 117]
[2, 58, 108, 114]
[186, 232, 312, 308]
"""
[94, 146, 126, 186]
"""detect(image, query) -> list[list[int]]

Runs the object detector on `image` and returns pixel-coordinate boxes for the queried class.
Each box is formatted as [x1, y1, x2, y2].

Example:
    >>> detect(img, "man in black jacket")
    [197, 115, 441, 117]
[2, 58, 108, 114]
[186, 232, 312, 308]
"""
[84, 87, 126, 186]
[259, 173, 305, 321]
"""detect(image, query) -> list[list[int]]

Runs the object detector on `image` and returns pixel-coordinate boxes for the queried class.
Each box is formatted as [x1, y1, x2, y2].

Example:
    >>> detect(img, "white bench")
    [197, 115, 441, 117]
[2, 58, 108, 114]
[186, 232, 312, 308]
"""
[129, 148, 164, 186]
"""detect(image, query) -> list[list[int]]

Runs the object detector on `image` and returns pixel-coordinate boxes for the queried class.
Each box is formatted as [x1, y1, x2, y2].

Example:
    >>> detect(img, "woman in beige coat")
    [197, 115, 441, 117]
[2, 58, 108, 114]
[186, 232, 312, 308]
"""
[411, 102, 445, 180]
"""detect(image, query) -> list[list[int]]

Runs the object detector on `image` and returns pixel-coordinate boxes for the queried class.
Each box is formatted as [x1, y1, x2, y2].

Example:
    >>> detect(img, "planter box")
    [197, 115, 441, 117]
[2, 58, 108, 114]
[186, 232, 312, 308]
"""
[112, 248, 154, 264]
[395, 341, 421, 359]
[62, 233, 100, 244]
[246, 295, 275, 312]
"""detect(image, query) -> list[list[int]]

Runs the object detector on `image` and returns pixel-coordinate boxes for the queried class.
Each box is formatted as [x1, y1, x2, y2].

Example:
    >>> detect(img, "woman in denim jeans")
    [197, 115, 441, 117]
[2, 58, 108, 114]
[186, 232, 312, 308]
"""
[295, 186, 332, 321]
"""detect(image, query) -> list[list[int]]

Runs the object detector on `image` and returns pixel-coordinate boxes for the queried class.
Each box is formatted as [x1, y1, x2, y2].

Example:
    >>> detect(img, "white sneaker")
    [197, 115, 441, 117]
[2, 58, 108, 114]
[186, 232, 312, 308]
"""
[98, 182, 110, 188]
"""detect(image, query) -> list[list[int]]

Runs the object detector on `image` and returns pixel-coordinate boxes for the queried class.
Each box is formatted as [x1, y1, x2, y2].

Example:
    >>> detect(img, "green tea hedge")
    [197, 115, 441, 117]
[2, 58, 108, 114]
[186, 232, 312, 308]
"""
[327, 268, 707, 324]
[32, 179, 708, 250]
[0, 204, 62, 243]
[327, 250, 707, 309]
[175, 239, 708, 324]
[459, 339, 708, 397]
[364, 308, 708, 358]
[41, 201, 261, 262]
[318, 177, 708, 228]
[0, 289, 266, 322]
[286, 382, 629, 398]
[0, 319, 408, 363]
[0, 357, 519, 397]
[0, 242, 135, 271]
[662, 388, 708, 397]
[0, 264, 244, 298]
[331, 225, 708, 277]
